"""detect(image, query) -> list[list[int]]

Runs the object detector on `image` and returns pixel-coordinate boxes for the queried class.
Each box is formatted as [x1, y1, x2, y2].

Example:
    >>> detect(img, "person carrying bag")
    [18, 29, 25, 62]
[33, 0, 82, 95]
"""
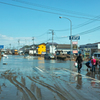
[76, 53, 83, 73]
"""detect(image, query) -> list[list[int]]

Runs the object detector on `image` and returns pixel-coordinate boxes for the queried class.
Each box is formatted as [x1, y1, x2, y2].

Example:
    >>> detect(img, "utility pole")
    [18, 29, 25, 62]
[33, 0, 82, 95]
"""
[9, 44, 11, 50]
[49, 30, 54, 54]
[52, 30, 54, 54]
[32, 37, 34, 48]
[32, 37, 34, 45]
[77, 40, 78, 53]
[18, 39, 20, 50]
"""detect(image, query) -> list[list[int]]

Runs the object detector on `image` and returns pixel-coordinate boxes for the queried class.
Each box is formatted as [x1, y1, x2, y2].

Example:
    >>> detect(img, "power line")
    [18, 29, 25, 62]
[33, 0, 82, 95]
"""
[0, 1, 100, 20]
[12, 0, 95, 18]
[55, 26, 100, 40]
[33, 30, 48, 38]
[64, 25, 100, 37]
[38, 26, 100, 44]
[76, 26, 100, 36]
[72, 16, 100, 29]
[54, 33, 66, 43]
[55, 15, 100, 32]
[38, 38, 52, 44]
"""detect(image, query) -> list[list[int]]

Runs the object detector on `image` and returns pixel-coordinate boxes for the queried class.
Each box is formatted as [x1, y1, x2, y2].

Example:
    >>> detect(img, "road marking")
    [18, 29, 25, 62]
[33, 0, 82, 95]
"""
[36, 67, 44, 73]
[35, 67, 100, 83]
[63, 68, 100, 83]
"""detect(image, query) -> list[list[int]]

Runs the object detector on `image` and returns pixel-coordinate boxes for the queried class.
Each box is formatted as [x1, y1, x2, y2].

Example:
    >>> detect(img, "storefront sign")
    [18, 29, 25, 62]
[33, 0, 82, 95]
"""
[84, 48, 91, 51]
[72, 41, 78, 44]
[73, 44, 77, 50]
[73, 50, 78, 53]
[69, 36, 80, 40]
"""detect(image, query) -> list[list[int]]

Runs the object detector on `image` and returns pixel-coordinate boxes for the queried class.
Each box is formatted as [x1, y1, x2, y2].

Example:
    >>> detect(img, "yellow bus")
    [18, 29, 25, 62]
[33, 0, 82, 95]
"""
[14, 50, 18, 55]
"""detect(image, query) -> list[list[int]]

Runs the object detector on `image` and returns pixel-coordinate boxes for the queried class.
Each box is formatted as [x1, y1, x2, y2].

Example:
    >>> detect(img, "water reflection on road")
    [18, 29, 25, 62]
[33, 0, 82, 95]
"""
[0, 55, 100, 100]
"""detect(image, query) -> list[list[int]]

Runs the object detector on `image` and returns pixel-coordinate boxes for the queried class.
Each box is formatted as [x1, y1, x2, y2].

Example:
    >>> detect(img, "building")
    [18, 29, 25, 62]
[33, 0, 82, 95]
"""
[18, 44, 37, 55]
[46, 42, 58, 54]
[18, 45, 30, 54]
[29, 45, 37, 55]
[56, 44, 71, 54]
[11, 49, 18, 55]
[79, 42, 100, 56]
[37, 43, 46, 55]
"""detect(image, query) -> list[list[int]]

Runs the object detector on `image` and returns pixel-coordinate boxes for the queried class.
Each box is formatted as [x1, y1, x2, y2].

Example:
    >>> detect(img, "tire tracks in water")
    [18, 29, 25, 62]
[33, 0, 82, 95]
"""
[1, 72, 37, 100]
[2, 74, 30, 100]
[27, 76, 68, 100]
[53, 77, 86, 100]
[13, 76, 37, 100]
[34, 67, 86, 100]
[32, 67, 76, 99]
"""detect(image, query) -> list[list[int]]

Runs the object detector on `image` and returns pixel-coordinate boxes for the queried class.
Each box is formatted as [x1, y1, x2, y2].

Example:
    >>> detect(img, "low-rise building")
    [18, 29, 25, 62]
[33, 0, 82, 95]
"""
[56, 44, 71, 54]
[46, 42, 58, 54]
[79, 42, 100, 56]
[29, 45, 37, 55]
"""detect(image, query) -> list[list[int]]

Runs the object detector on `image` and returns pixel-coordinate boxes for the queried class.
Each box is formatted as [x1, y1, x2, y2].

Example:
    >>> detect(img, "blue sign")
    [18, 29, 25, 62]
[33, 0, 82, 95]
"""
[69, 36, 80, 40]
[0, 45, 4, 49]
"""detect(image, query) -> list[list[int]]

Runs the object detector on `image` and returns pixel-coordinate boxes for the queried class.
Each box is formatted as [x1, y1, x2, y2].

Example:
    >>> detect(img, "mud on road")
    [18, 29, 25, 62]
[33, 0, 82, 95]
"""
[0, 55, 100, 100]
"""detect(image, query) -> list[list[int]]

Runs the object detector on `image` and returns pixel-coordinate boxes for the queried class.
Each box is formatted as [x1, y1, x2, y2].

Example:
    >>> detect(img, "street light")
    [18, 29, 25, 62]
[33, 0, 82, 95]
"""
[59, 16, 73, 61]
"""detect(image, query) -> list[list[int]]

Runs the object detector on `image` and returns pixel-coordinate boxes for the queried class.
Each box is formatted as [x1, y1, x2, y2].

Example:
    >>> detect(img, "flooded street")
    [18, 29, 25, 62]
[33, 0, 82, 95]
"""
[0, 55, 100, 100]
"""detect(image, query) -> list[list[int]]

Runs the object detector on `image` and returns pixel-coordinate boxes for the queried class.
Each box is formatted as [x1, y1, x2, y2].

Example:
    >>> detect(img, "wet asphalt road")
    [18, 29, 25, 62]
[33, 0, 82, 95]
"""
[0, 55, 100, 100]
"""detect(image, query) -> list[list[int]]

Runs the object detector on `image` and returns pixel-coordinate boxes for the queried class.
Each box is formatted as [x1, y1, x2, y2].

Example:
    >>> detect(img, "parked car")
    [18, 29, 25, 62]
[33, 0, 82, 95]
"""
[44, 53, 55, 59]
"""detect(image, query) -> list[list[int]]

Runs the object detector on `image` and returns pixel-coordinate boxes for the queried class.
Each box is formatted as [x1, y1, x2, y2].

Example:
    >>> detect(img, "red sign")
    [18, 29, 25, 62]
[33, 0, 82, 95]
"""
[72, 41, 78, 44]
[73, 50, 78, 53]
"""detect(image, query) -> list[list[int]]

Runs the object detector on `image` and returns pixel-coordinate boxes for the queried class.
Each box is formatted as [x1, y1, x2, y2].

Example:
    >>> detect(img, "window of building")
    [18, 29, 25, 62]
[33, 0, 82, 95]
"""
[94, 54, 97, 57]
[98, 54, 100, 57]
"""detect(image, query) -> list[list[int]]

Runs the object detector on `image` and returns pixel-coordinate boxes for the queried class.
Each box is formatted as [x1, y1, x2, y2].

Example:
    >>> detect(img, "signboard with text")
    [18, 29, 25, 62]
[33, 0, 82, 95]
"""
[73, 44, 77, 50]
[73, 50, 78, 53]
[69, 36, 80, 40]
[85, 52, 90, 56]
[0, 45, 4, 49]
[84, 48, 91, 51]
[72, 41, 78, 44]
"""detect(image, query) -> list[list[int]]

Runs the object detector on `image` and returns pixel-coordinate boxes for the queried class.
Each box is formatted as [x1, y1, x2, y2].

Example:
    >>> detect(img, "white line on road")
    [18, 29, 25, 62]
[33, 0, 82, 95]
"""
[36, 67, 44, 73]
[35, 67, 100, 83]
[63, 68, 100, 83]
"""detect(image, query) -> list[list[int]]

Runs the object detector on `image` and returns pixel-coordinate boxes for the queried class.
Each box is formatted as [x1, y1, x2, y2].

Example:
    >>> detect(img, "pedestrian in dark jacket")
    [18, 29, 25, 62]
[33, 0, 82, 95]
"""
[76, 53, 83, 73]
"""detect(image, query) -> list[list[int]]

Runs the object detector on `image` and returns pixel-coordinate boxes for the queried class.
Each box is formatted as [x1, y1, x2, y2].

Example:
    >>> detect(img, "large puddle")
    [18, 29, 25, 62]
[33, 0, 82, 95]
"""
[0, 55, 100, 100]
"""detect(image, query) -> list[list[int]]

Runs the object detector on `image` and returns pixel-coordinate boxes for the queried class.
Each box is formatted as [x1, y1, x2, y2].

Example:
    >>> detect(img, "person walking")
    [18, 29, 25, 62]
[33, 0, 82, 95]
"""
[98, 58, 100, 72]
[85, 57, 92, 71]
[91, 56, 96, 72]
[76, 53, 83, 73]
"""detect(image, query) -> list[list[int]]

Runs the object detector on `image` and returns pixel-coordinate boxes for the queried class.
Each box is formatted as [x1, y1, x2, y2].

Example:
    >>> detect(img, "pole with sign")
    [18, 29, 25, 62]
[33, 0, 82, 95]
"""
[0, 45, 4, 49]
[70, 36, 80, 54]
[72, 41, 78, 54]
[69, 35, 80, 40]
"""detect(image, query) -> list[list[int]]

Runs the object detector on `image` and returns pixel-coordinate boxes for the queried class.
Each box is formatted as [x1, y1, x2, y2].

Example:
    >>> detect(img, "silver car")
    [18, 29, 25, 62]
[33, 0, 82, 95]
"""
[44, 54, 55, 59]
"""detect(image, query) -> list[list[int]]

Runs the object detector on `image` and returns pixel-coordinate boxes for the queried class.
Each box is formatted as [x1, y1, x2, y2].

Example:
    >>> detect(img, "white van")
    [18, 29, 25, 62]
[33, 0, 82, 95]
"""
[93, 52, 100, 59]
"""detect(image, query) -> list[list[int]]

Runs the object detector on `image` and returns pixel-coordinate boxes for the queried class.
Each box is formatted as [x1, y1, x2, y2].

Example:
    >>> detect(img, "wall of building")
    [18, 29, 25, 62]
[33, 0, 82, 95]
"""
[50, 45, 56, 54]
[38, 44, 46, 54]
[80, 43, 100, 56]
